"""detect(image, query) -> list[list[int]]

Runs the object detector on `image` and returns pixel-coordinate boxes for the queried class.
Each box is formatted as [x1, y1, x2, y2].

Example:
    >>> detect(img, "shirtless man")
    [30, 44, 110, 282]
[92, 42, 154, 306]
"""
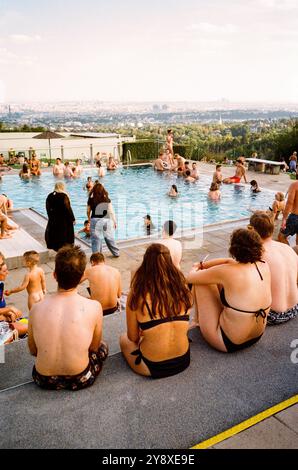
[28, 245, 108, 391]
[278, 180, 298, 246]
[63, 161, 74, 178]
[154, 151, 165, 171]
[158, 220, 182, 269]
[30, 154, 41, 176]
[53, 158, 65, 177]
[5, 250, 46, 310]
[107, 156, 117, 170]
[184, 170, 196, 182]
[250, 211, 298, 324]
[223, 159, 247, 184]
[81, 252, 122, 316]
[183, 161, 191, 176]
[212, 164, 223, 185]
[191, 162, 199, 180]
[73, 159, 83, 177]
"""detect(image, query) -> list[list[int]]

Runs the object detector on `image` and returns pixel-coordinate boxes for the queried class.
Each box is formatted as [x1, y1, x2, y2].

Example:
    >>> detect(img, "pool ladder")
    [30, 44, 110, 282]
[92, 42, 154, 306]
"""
[127, 150, 132, 166]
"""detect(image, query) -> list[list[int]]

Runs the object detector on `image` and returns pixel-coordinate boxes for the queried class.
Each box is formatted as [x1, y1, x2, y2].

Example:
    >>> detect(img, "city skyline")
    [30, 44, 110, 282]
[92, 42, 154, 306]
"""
[0, 0, 298, 104]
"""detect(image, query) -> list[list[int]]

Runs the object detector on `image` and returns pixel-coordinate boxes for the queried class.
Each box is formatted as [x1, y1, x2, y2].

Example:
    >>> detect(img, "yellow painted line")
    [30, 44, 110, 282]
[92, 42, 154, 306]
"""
[191, 394, 298, 449]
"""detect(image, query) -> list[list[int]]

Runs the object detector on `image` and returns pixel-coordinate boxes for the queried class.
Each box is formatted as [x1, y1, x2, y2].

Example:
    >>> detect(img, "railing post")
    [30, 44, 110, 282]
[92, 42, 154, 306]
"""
[61, 145, 64, 162]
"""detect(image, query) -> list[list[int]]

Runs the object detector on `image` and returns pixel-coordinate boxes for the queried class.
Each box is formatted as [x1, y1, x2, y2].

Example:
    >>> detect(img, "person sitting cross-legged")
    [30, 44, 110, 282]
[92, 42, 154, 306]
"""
[120, 243, 192, 378]
[28, 245, 108, 391]
[186, 228, 271, 353]
[249, 211, 298, 325]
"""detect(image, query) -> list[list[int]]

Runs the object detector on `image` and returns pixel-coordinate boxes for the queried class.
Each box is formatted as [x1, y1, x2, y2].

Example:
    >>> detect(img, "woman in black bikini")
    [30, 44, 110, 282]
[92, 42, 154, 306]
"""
[187, 228, 272, 353]
[120, 243, 192, 378]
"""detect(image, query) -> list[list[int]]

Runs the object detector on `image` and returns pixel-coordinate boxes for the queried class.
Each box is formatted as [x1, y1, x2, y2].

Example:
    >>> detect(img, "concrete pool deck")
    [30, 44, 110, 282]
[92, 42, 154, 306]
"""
[0, 163, 297, 449]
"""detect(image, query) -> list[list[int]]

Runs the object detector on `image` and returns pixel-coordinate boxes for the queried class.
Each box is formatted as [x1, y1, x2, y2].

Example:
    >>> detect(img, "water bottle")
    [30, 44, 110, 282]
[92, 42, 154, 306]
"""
[0, 322, 10, 335]
[0, 321, 12, 345]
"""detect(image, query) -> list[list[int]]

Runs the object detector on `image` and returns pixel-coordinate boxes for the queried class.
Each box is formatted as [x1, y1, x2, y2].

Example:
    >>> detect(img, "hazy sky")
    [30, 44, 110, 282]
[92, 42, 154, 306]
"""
[0, 0, 297, 103]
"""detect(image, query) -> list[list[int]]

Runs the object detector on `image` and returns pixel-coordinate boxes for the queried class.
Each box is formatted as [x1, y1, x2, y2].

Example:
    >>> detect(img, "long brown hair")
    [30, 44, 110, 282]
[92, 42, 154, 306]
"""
[129, 243, 192, 318]
[89, 183, 111, 206]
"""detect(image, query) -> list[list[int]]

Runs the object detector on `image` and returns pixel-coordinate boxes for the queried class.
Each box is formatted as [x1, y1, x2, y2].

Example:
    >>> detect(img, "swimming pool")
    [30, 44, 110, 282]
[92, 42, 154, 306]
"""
[1, 165, 274, 241]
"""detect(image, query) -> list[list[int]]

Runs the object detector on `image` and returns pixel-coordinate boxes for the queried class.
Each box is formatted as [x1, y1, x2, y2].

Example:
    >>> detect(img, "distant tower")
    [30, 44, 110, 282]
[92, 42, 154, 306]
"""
[8, 105, 11, 115]
[219, 114, 222, 125]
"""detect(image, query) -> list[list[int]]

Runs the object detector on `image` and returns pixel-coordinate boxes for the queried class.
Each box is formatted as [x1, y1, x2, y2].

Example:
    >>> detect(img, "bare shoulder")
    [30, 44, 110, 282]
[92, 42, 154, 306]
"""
[277, 241, 298, 258]
[84, 266, 92, 277]
[80, 295, 102, 313]
[108, 265, 121, 276]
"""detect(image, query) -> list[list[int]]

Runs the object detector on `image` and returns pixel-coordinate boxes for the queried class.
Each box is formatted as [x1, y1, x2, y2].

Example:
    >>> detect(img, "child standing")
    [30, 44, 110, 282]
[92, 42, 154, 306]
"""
[5, 251, 46, 310]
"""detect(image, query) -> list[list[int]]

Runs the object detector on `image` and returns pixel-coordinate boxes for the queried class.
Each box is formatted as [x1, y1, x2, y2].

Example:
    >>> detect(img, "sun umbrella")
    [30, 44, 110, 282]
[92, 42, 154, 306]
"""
[33, 130, 64, 165]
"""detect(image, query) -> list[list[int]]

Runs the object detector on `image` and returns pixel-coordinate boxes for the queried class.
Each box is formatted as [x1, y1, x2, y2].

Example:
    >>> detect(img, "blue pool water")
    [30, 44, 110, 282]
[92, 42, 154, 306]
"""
[1, 165, 274, 241]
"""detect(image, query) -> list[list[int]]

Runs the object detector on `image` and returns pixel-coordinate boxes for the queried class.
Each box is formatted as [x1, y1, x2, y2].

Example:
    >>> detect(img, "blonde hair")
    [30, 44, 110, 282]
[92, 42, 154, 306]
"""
[54, 182, 66, 193]
[275, 192, 285, 202]
[23, 250, 39, 266]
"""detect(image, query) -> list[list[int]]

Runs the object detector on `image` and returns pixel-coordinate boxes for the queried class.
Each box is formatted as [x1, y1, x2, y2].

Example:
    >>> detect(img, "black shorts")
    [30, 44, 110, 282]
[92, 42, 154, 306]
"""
[280, 213, 298, 237]
[32, 342, 108, 391]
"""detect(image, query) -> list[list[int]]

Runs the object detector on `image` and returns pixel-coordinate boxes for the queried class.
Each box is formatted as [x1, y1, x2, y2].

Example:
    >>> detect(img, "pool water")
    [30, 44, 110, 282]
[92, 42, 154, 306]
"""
[1, 165, 274, 241]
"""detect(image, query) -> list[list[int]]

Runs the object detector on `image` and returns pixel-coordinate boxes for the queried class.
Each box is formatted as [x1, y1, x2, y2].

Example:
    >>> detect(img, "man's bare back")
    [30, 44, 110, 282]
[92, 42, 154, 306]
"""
[235, 164, 246, 180]
[82, 262, 121, 312]
[29, 291, 102, 375]
[159, 237, 182, 269]
[263, 239, 298, 312]
[284, 181, 298, 216]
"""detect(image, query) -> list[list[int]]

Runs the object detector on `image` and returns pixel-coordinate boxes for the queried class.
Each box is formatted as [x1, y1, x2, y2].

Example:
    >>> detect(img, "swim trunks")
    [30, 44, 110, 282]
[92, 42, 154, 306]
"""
[267, 303, 298, 325]
[32, 342, 108, 391]
[280, 213, 298, 237]
[229, 176, 241, 183]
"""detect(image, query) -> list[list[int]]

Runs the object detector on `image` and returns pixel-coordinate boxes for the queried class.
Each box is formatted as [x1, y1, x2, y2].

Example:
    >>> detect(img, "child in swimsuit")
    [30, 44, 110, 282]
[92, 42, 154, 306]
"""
[250, 180, 261, 193]
[5, 251, 46, 310]
[85, 177, 94, 193]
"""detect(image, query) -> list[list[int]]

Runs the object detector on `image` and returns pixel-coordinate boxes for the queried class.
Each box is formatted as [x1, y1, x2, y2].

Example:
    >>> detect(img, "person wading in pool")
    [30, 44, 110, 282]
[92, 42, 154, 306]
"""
[87, 183, 119, 257]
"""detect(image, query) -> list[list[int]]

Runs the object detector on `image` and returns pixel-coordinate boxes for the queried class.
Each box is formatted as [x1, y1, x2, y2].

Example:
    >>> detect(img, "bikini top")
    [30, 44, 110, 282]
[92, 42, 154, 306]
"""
[220, 262, 270, 322]
[138, 300, 189, 331]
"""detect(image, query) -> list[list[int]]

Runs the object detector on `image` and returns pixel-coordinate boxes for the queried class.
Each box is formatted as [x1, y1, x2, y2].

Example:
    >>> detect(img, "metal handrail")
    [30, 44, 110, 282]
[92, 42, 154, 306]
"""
[126, 149, 132, 165]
